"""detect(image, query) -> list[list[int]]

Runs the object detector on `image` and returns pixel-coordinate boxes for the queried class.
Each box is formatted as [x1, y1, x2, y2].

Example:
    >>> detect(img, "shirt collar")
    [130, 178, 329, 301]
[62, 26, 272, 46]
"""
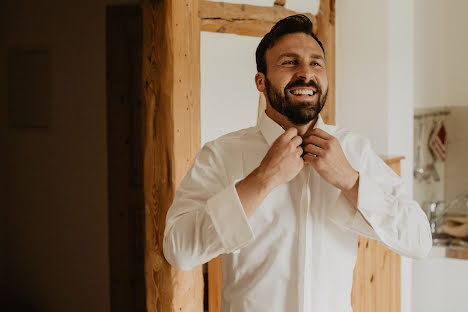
[258, 111, 327, 146]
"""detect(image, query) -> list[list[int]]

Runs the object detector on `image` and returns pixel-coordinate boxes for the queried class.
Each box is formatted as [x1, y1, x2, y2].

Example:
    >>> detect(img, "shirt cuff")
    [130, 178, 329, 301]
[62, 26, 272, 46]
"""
[205, 180, 255, 253]
[329, 173, 379, 240]
[329, 191, 357, 229]
[356, 171, 395, 223]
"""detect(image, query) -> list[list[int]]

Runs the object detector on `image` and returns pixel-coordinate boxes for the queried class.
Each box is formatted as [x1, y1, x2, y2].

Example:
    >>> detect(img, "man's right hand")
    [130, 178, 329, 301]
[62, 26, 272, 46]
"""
[257, 127, 304, 189]
[235, 127, 304, 218]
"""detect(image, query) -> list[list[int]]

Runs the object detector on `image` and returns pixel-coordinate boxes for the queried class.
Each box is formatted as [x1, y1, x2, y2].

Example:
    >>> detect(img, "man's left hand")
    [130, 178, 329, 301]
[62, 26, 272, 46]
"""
[302, 128, 358, 191]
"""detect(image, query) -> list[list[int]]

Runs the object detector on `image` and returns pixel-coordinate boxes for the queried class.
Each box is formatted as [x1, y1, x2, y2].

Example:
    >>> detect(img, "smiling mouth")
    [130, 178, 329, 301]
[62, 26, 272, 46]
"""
[288, 88, 316, 96]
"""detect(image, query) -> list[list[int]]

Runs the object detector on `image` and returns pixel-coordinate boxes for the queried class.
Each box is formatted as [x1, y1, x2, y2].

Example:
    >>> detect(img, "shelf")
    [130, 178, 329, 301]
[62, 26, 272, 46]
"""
[445, 247, 468, 260]
[426, 245, 468, 260]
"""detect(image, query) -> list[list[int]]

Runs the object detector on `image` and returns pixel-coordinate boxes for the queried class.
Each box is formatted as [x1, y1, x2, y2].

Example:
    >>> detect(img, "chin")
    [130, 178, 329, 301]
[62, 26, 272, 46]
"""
[286, 97, 318, 108]
[286, 112, 317, 125]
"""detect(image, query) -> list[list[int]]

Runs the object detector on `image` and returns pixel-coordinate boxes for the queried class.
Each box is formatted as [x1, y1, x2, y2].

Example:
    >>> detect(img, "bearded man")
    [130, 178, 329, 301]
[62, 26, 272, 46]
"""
[163, 15, 431, 312]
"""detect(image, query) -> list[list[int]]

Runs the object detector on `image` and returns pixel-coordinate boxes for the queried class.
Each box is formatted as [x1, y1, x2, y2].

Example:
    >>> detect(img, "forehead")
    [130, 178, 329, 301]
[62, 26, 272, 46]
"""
[265, 32, 324, 62]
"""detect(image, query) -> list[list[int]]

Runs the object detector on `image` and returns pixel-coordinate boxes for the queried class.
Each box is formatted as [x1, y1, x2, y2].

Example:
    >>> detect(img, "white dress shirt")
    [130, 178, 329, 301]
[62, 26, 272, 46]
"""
[163, 112, 432, 312]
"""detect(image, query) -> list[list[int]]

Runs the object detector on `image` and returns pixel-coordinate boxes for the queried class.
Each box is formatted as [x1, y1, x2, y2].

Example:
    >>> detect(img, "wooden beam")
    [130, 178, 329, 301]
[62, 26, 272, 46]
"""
[446, 247, 468, 260]
[315, 0, 335, 124]
[141, 0, 203, 311]
[199, 0, 317, 37]
[208, 256, 222, 312]
[274, 0, 286, 7]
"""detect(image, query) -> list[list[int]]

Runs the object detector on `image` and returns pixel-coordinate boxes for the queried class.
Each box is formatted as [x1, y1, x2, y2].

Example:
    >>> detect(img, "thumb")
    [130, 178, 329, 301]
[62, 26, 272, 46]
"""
[281, 127, 298, 141]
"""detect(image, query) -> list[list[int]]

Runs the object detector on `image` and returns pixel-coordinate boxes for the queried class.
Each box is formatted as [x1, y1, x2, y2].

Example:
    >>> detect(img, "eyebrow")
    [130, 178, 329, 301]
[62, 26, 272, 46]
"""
[278, 52, 324, 60]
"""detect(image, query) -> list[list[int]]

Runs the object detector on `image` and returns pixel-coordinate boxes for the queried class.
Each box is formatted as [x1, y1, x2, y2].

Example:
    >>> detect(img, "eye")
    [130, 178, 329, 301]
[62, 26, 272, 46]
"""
[282, 60, 297, 65]
[312, 62, 322, 67]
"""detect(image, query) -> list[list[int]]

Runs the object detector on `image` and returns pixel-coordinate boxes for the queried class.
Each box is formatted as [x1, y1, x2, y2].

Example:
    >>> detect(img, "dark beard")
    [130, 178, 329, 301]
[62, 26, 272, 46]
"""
[265, 77, 327, 125]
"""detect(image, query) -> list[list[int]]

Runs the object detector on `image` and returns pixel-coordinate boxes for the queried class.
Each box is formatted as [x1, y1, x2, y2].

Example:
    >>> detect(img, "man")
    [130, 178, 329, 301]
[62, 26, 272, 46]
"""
[163, 15, 431, 312]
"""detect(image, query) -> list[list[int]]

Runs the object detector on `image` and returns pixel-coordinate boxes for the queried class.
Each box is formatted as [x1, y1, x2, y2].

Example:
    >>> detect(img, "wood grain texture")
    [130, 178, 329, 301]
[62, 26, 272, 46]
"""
[142, 0, 203, 311]
[351, 157, 403, 312]
[208, 256, 222, 312]
[315, 0, 335, 125]
[446, 248, 468, 260]
[274, 0, 286, 6]
[199, 0, 317, 37]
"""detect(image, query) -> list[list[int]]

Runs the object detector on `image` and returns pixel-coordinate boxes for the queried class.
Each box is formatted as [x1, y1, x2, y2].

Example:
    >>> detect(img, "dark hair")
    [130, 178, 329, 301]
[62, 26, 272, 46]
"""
[255, 14, 324, 74]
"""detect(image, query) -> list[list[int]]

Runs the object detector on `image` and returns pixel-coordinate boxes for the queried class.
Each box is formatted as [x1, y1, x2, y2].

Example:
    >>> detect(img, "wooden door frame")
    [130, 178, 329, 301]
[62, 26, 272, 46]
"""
[140, 1, 335, 311]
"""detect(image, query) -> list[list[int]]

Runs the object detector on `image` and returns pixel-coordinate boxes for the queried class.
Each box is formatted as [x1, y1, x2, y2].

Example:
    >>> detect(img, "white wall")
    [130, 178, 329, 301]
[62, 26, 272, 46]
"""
[201, 32, 261, 145]
[414, 0, 448, 110]
[412, 255, 468, 312]
[336, 0, 416, 311]
[412, 1, 468, 311]
[443, 2, 468, 108]
[335, 0, 389, 155]
[386, 2, 416, 311]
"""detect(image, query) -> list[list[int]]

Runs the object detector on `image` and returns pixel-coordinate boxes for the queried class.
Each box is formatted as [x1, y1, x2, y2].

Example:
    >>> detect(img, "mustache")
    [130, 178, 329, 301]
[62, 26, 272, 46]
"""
[285, 79, 320, 92]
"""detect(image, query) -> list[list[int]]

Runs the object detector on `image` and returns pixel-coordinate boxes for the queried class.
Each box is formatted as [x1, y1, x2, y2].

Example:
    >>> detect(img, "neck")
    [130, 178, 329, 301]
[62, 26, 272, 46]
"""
[265, 103, 318, 137]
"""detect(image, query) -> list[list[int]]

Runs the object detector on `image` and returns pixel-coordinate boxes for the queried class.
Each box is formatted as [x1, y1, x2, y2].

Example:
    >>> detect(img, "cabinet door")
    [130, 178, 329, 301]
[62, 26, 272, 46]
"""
[351, 157, 403, 312]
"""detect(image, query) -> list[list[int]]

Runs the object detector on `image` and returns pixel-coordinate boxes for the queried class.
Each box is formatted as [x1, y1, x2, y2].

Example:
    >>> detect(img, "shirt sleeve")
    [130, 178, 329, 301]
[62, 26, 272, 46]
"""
[328, 138, 432, 260]
[163, 142, 255, 271]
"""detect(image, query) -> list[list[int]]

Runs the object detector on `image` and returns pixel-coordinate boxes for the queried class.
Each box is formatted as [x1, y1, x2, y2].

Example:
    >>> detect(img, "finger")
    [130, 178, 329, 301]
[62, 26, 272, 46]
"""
[303, 143, 324, 157]
[291, 135, 303, 147]
[281, 127, 298, 141]
[296, 146, 303, 157]
[302, 134, 328, 148]
[303, 153, 318, 165]
[309, 128, 333, 140]
[298, 157, 305, 169]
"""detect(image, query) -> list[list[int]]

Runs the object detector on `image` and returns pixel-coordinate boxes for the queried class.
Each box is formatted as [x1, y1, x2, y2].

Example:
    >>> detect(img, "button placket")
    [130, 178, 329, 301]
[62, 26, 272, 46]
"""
[303, 166, 312, 311]
[297, 166, 312, 312]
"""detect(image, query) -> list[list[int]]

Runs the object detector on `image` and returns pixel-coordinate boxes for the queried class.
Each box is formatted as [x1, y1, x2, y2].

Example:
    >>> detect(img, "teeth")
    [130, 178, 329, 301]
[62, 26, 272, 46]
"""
[291, 89, 315, 95]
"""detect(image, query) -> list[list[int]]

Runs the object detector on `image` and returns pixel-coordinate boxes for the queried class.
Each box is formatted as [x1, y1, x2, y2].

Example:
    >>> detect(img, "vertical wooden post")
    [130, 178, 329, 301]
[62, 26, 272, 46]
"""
[316, 0, 335, 124]
[208, 256, 222, 312]
[351, 157, 403, 312]
[141, 0, 203, 311]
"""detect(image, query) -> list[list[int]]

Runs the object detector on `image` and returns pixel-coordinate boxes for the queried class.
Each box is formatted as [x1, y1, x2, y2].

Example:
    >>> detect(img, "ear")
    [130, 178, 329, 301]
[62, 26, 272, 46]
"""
[255, 72, 266, 93]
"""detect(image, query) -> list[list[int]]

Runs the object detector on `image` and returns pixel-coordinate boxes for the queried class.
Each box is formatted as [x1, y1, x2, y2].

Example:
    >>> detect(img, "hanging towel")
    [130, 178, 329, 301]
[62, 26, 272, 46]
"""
[428, 120, 448, 161]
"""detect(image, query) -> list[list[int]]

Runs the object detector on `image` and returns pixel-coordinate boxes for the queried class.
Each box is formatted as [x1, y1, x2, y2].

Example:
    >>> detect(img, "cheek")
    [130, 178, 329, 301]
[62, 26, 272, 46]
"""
[318, 74, 329, 91]
[270, 79, 289, 94]
[269, 69, 294, 89]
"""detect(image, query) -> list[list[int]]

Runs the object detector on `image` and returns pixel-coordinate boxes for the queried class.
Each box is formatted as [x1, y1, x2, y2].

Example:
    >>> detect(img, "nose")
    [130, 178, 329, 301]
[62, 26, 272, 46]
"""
[295, 63, 316, 82]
